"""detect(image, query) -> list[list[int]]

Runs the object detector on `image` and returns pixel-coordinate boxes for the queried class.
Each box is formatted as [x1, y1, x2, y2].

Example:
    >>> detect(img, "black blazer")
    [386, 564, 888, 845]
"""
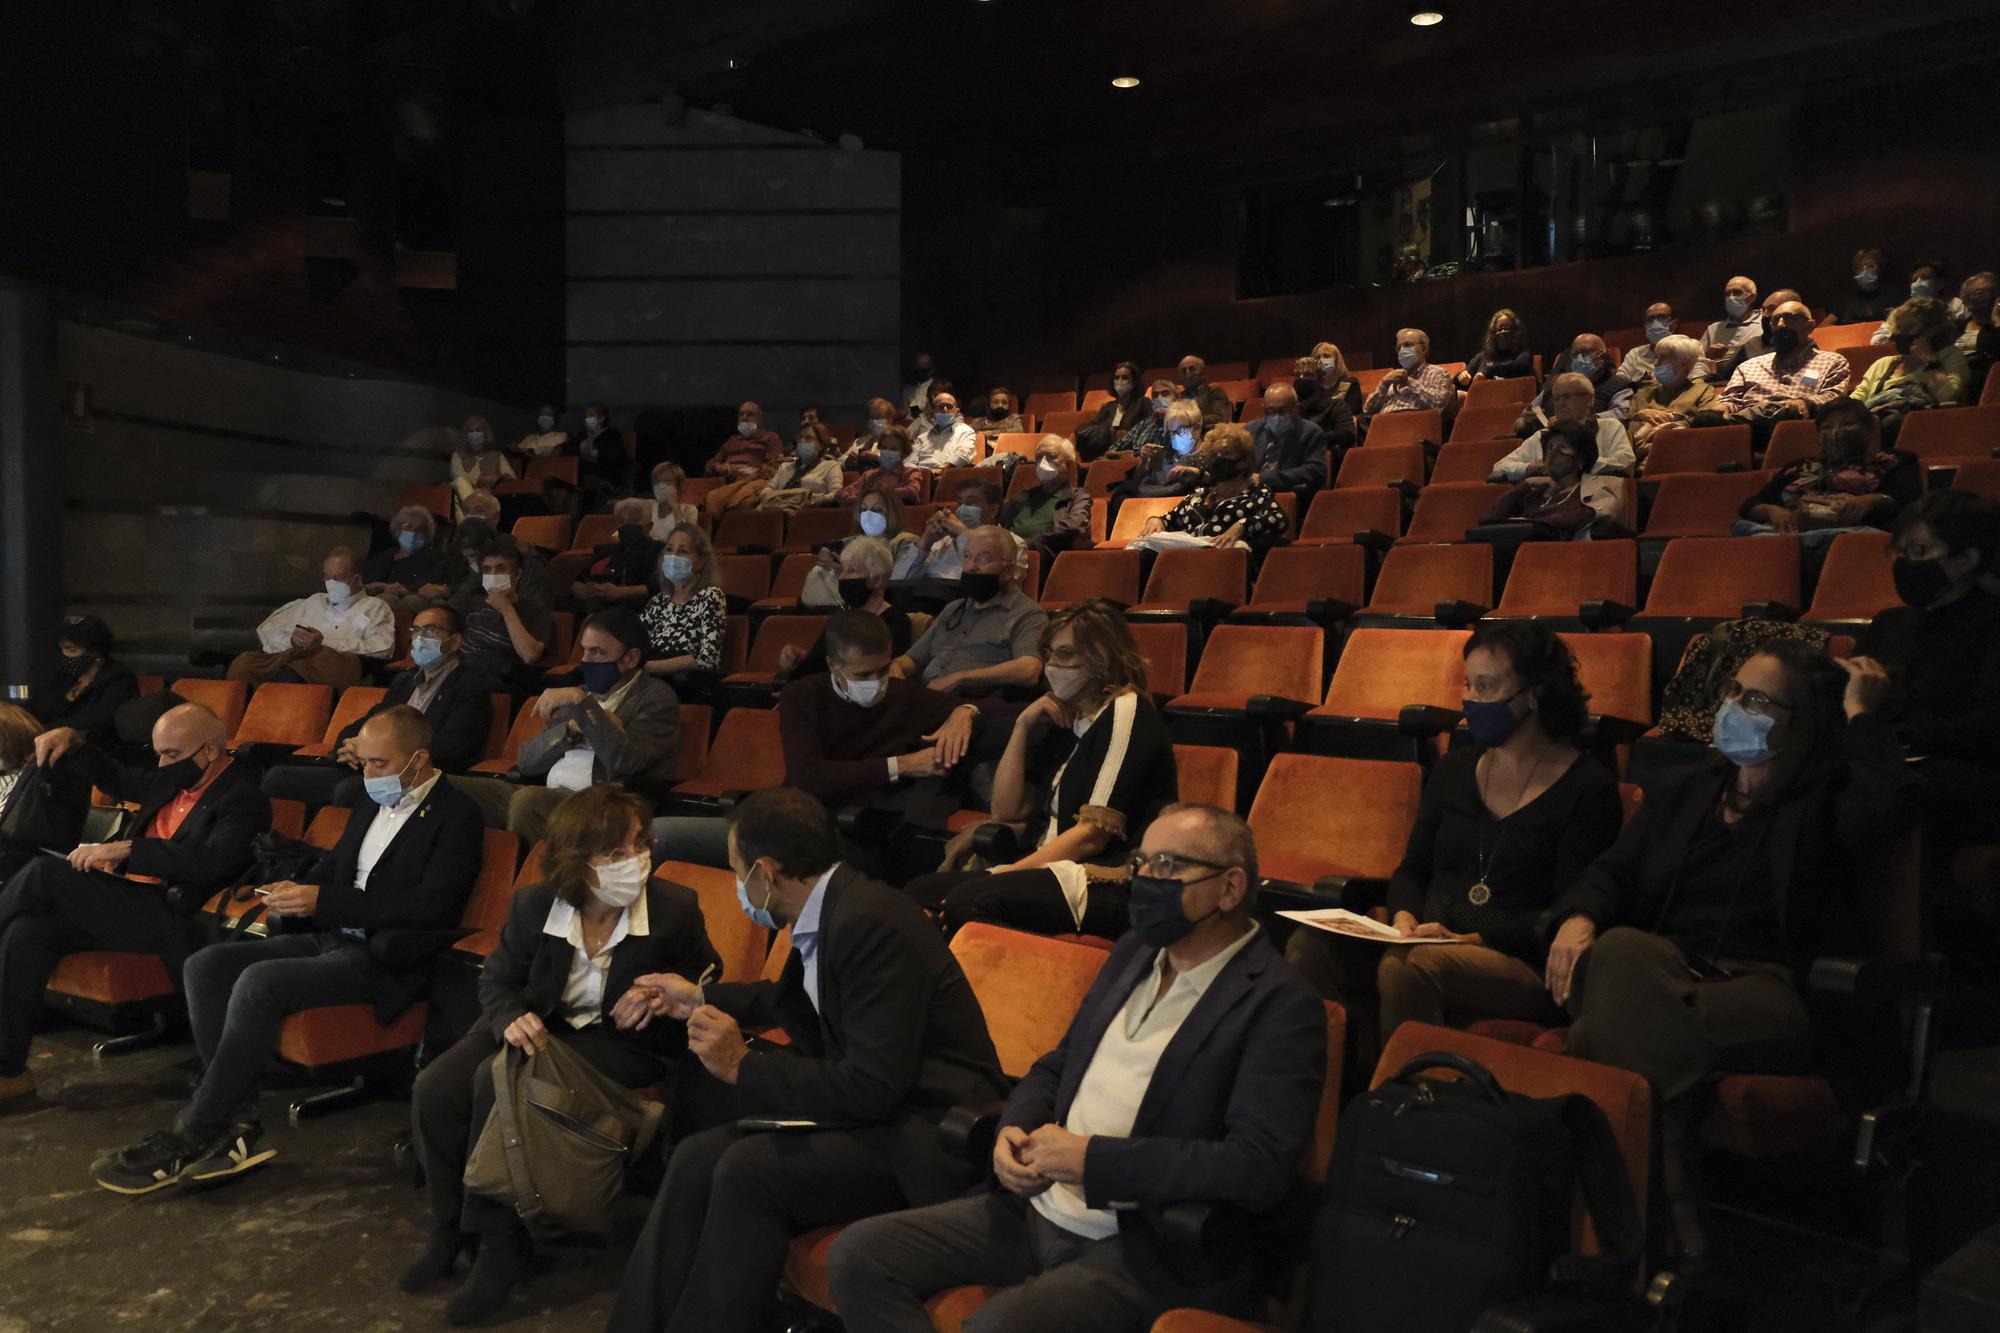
[1000, 928, 1328, 1314]
[35, 659, 141, 741]
[337, 663, 496, 773]
[478, 880, 720, 1059]
[304, 776, 485, 1022]
[705, 865, 1009, 1205]
[66, 743, 271, 902]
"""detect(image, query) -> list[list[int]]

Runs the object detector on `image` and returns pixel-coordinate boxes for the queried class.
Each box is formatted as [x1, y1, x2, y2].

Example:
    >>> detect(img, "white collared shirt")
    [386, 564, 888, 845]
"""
[254, 591, 395, 658]
[1032, 922, 1263, 1240]
[908, 420, 977, 471]
[788, 865, 838, 1012]
[355, 772, 440, 892]
[543, 889, 652, 1028]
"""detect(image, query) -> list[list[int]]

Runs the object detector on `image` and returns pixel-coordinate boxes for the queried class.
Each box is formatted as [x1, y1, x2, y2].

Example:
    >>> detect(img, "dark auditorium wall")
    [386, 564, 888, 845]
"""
[905, 88, 2000, 393]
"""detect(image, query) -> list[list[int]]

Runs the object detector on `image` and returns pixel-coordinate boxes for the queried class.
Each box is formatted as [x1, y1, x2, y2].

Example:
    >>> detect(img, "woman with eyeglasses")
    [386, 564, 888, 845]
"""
[1542, 639, 1914, 1260]
[402, 786, 719, 1324]
[900, 600, 1177, 938]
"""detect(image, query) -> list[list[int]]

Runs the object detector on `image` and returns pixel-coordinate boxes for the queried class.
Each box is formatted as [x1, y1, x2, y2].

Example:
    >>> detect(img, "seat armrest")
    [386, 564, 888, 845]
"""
[1389, 479, 1422, 500]
[723, 593, 754, 615]
[1739, 601, 1799, 622]
[1433, 599, 1490, 628]
[835, 805, 899, 844]
[1807, 952, 1944, 1002]
[1351, 529, 1395, 553]
[1576, 599, 1635, 630]
[1304, 597, 1358, 626]
[969, 822, 1021, 862]
[717, 788, 755, 815]
[1184, 596, 1236, 622]
[1155, 1201, 1225, 1260]
[1245, 695, 1313, 722]
[1581, 714, 1648, 748]
[1716, 460, 1746, 474]
[1398, 703, 1462, 738]
[937, 1100, 1007, 1163]
[1473, 1291, 1657, 1332]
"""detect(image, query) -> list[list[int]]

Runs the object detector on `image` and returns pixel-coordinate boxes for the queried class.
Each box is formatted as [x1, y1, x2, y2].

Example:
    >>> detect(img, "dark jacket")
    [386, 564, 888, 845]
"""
[304, 776, 485, 1023]
[34, 659, 141, 741]
[1516, 370, 1634, 436]
[704, 866, 1009, 1205]
[778, 674, 965, 808]
[65, 744, 270, 904]
[1076, 393, 1154, 460]
[1248, 415, 1330, 494]
[574, 427, 633, 489]
[1860, 584, 2000, 763]
[1000, 928, 1328, 1315]
[1464, 347, 1536, 380]
[361, 544, 444, 590]
[1293, 379, 1360, 453]
[1181, 383, 1234, 430]
[336, 662, 496, 773]
[478, 880, 720, 1059]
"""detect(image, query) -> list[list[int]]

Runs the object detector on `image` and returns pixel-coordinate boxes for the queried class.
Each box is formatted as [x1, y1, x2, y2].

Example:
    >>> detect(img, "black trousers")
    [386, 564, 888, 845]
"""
[0, 856, 202, 1077]
[259, 763, 362, 814]
[411, 1023, 670, 1235]
[901, 867, 1131, 939]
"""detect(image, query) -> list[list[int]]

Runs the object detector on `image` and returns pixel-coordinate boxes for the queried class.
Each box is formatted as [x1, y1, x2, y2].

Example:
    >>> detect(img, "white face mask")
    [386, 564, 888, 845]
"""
[1318, 356, 1336, 372]
[834, 672, 885, 707]
[1045, 664, 1092, 702]
[738, 419, 758, 436]
[537, 414, 556, 431]
[325, 578, 353, 605]
[857, 509, 889, 537]
[1036, 458, 1063, 483]
[589, 851, 649, 909]
[481, 572, 512, 592]
[867, 419, 887, 437]
[653, 483, 678, 506]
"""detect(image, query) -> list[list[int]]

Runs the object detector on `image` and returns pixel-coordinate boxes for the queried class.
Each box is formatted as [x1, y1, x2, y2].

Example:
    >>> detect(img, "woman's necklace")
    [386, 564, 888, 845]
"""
[1468, 739, 1556, 905]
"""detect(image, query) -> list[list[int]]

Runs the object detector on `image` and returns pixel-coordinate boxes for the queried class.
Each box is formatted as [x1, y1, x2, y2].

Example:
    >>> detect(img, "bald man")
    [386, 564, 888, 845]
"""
[0, 703, 269, 1108]
[1489, 372, 1636, 481]
[1247, 380, 1331, 499]
[705, 399, 783, 496]
[93, 706, 482, 1194]
[227, 546, 394, 689]
[1512, 333, 1634, 438]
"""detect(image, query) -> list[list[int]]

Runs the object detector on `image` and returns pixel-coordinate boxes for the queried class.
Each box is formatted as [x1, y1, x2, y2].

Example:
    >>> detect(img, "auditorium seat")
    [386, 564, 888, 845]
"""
[231, 683, 334, 752]
[1429, 438, 1518, 484]
[1082, 456, 1137, 497]
[1303, 627, 1469, 762]
[750, 554, 818, 612]
[393, 484, 453, 525]
[1163, 625, 1323, 784]
[932, 466, 1004, 504]
[985, 432, 1043, 463]
[655, 860, 770, 984]
[1642, 424, 1754, 477]
[673, 704, 712, 783]
[291, 685, 386, 759]
[1804, 530, 1900, 625]
[1171, 744, 1240, 812]
[668, 707, 785, 810]
[1491, 538, 1639, 625]
[900, 503, 945, 536]
[1450, 403, 1526, 443]
[715, 554, 774, 605]
[1561, 631, 1655, 771]
[1214, 378, 1259, 410]
[1125, 620, 1190, 697]
[1231, 544, 1367, 623]
[722, 615, 829, 703]
[1896, 405, 2000, 463]
[1128, 548, 1248, 618]
[509, 514, 572, 553]
[542, 611, 576, 668]
[1631, 534, 1803, 683]
[1040, 550, 1142, 609]
[1253, 356, 1299, 387]
[1078, 388, 1112, 414]
[1334, 443, 1426, 491]
[711, 509, 785, 554]
[1985, 370, 2000, 409]
[1840, 344, 1892, 385]
[1640, 472, 1773, 540]
[1023, 390, 1076, 419]
[1250, 754, 1422, 890]
[1040, 409, 1093, 440]
[470, 694, 542, 774]
[1397, 482, 1511, 545]
[569, 514, 620, 553]
[1461, 377, 1537, 409]
[781, 506, 856, 554]
[1356, 543, 1493, 625]
[1296, 487, 1402, 545]
[269, 798, 305, 840]
[1362, 409, 1444, 450]
[1810, 320, 1882, 350]
[169, 678, 249, 739]
[1760, 417, 1821, 472]
[1207, 361, 1250, 381]
[1946, 457, 2000, 499]
[1098, 496, 1182, 548]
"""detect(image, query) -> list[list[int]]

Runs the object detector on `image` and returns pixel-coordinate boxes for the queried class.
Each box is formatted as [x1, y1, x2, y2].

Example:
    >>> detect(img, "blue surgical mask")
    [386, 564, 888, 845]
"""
[661, 553, 694, 584]
[1461, 693, 1524, 747]
[1396, 346, 1422, 370]
[1711, 698, 1776, 767]
[878, 449, 903, 471]
[1655, 363, 1679, 388]
[1127, 873, 1219, 950]
[1262, 412, 1290, 436]
[1645, 319, 1672, 343]
[858, 509, 889, 537]
[933, 411, 957, 429]
[1152, 396, 1171, 411]
[1910, 278, 1939, 299]
[1170, 428, 1197, 456]
[397, 529, 423, 553]
[955, 503, 984, 527]
[1572, 353, 1598, 375]
[1725, 295, 1750, 319]
[410, 637, 446, 671]
[736, 866, 778, 930]
[1853, 271, 1879, 291]
[795, 442, 818, 465]
[576, 658, 624, 695]
[363, 753, 416, 808]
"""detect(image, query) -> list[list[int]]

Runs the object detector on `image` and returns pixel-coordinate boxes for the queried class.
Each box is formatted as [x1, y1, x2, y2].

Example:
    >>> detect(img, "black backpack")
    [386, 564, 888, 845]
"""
[1307, 1050, 1647, 1332]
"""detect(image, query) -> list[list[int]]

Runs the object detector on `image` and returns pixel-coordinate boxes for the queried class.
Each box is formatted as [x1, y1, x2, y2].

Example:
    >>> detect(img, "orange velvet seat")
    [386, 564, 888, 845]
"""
[1171, 744, 1240, 811]
[569, 513, 620, 553]
[1164, 624, 1321, 714]
[655, 860, 771, 984]
[1804, 530, 1900, 623]
[1125, 620, 1190, 696]
[1493, 538, 1639, 619]
[713, 509, 787, 554]
[46, 951, 173, 1005]
[1461, 377, 1537, 409]
[1129, 548, 1247, 615]
[1642, 424, 1754, 476]
[1362, 409, 1444, 449]
[1396, 482, 1511, 545]
[1248, 754, 1421, 886]
[509, 514, 573, 553]
[1636, 535, 1801, 619]
[292, 685, 388, 758]
[1360, 542, 1493, 618]
[781, 507, 858, 554]
[1333, 443, 1425, 490]
[170, 677, 249, 739]
[1232, 545, 1366, 622]
[232, 682, 335, 750]
[1295, 487, 1402, 545]
[471, 693, 543, 774]
[671, 707, 785, 800]
[1098, 497, 1182, 548]
[1639, 471, 1774, 540]
[1429, 437, 1518, 483]
[1040, 550, 1142, 608]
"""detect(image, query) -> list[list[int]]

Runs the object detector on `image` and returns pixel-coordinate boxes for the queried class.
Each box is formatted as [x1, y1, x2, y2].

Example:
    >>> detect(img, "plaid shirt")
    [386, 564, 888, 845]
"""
[1364, 363, 1456, 414]
[1719, 344, 1851, 412]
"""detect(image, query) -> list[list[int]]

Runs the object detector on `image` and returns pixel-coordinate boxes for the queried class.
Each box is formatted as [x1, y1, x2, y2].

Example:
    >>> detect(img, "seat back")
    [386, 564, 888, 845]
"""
[1640, 536, 1801, 617]
[1041, 409, 1093, 440]
[676, 703, 713, 781]
[1760, 418, 1821, 472]
[303, 805, 351, 849]
[685, 707, 785, 791]
[715, 554, 774, 602]
[1181, 625, 1322, 704]
[524, 454, 578, 485]
[951, 924, 1112, 1079]
[1078, 388, 1113, 414]
[1496, 539, 1639, 617]
[713, 509, 786, 553]
[570, 514, 620, 552]
[1461, 378, 1537, 409]
[760, 553, 819, 606]
[783, 507, 856, 552]
[934, 466, 1006, 505]
[1896, 406, 2000, 462]
[394, 484, 453, 524]
[1641, 472, 1774, 539]
[543, 610, 577, 667]
[1366, 543, 1494, 614]
[659, 860, 772, 984]
[1040, 550, 1143, 607]
[461, 828, 524, 931]
[1083, 456, 1138, 498]
[1249, 755, 1423, 880]
[479, 693, 543, 772]
[1300, 487, 1403, 541]
[1255, 355, 1302, 387]
[313, 685, 388, 751]
[1559, 631, 1654, 727]
[1430, 438, 1518, 484]
[1105, 496, 1182, 545]
[1840, 345, 1893, 386]
[1140, 548, 1248, 604]
[269, 798, 305, 840]
[1400, 483, 1511, 545]
[1023, 390, 1076, 418]
[1335, 444, 1426, 490]
[1248, 545, 1367, 608]
[744, 615, 828, 673]
[232, 683, 335, 749]
[986, 432, 1043, 463]
[169, 677, 249, 739]
[1811, 320, 1882, 350]
[1642, 425, 1754, 477]
[1805, 530, 1899, 622]
[1125, 620, 1190, 696]
[1363, 410, 1444, 450]
[509, 514, 573, 553]
[1946, 458, 2000, 499]
[1172, 744, 1240, 811]
[1321, 627, 1471, 718]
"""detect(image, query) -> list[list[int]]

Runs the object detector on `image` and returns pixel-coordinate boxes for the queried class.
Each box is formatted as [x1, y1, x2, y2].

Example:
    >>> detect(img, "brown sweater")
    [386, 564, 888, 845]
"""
[778, 674, 967, 807]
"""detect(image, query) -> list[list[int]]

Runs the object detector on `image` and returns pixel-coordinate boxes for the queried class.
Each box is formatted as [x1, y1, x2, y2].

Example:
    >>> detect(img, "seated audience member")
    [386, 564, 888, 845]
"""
[754, 422, 844, 512]
[1614, 303, 1684, 382]
[649, 463, 701, 542]
[575, 403, 633, 498]
[449, 416, 515, 503]
[900, 352, 939, 417]
[1833, 248, 1894, 326]
[1544, 642, 1910, 1256]
[1114, 400, 1206, 506]
[420, 490, 504, 600]
[780, 538, 913, 677]
[1075, 362, 1150, 460]
[262, 604, 494, 809]
[702, 402, 784, 517]
[1700, 274, 1762, 364]
[1625, 335, 1720, 462]
[1130, 428, 1290, 553]
[909, 391, 979, 472]
[837, 426, 923, 505]
[805, 490, 922, 603]
[1363, 328, 1457, 420]
[1973, 295, 2000, 405]
[363, 506, 444, 611]
[1000, 436, 1091, 556]
[228, 547, 393, 688]
[457, 611, 680, 838]
[1708, 299, 1852, 447]
[1457, 308, 1535, 386]
[1869, 260, 1967, 343]
[514, 403, 568, 458]
[1953, 272, 1997, 355]
[903, 601, 1178, 938]
[641, 525, 726, 679]
[1512, 334, 1633, 436]
[968, 387, 1024, 435]
[892, 527, 1048, 696]
[906, 479, 1019, 585]
[1285, 625, 1621, 1064]
[1175, 355, 1234, 430]
[402, 785, 718, 1323]
[1479, 420, 1624, 535]
[1248, 380, 1331, 502]
[32, 614, 139, 743]
[829, 802, 1327, 1333]
[1734, 399, 1916, 543]
[605, 787, 1008, 1333]
[838, 398, 902, 472]
[1851, 297, 1972, 440]
[1709, 287, 1804, 383]
[448, 538, 553, 688]
[1490, 373, 1636, 480]
[1, 704, 267, 1108]
[1291, 351, 1360, 453]
[91, 706, 482, 1194]
[1306, 340, 1365, 416]
[1113, 379, 1176, 456]
[573, 498, 664, 614]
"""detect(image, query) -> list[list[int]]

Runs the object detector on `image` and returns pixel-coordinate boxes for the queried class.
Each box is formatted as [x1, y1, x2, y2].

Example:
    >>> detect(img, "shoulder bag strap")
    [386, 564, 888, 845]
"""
[1546, 1093, 1645, 1292]
[489, 1046, 547, 1227]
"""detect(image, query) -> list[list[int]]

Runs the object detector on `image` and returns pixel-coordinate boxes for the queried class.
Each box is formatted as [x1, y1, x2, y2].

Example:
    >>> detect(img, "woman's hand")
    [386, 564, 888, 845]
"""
[1836, 655, 1891, 719]
[1015, 693, 1072, 735]
[1408, 922, 1481, 944]
[1390, 911, 1420, 937]
[1208, 522, 1245, 548]
[1544, 915, 1597, 1006]
[1140, 516, 1166, 536]
[503, 1012, 550, 1054]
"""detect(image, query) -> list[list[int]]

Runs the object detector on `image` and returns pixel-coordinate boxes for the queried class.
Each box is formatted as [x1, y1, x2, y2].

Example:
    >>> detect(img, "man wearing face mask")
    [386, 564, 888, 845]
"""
[1615, 303, 1692, 382]
[1362, 328, 1457, 422]
[448, 540, 554, 689]
[891, 528, 1049, 697]
[1174, 355, 1233, 430]
[1490, 373, 1635, 482]
[228, 547, 394, 688]
[514, 402, 568, 458]
[92, 707, 482, 1194]
[1700, 275, 1762, 364]
[968, 387, 1025, 435]
[0, 704, 267, 1109]
[1712, 299, 1852, 450]
[1247, 381, 1331, 504]
[915, 479, 1021, 583]
[574, 498, 665, 613]
[999, 436, 1093, 556]
[607, 787, 1008, 1333]
[900, 353, 938, 418]
[1707, 288, 1803, 384]
[702, 402, 784, 512]
[1511, 334, 1634, 437]
[909, 391, 978, 472]
[827, 803, 1326, 1333]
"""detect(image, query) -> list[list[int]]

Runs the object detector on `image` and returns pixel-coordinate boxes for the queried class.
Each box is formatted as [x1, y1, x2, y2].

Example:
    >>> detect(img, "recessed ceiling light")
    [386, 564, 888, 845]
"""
[1111, 75, 1140, 89]
[1409, 7, 1444, 24]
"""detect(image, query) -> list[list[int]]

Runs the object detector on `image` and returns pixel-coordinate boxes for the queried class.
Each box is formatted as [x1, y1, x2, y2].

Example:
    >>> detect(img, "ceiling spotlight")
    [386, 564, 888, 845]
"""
[1409, 7, 1444, 24]
[1111, 75, 1140, 89]
[725, 56, 748, 70]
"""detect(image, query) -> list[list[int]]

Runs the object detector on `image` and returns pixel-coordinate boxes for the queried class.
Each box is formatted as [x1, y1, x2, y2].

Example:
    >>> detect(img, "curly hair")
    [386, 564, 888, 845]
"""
[1463, 623, 1590, 740]
[1041, 599, 1149, 695]
[1726, 639, 1849, 812]
[1889, 296, 1958, 354]
[542, 785, 653, 908]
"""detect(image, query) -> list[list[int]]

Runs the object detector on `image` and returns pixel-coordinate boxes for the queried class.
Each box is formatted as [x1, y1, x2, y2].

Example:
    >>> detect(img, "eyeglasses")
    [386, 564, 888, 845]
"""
[1719, 678, 1792, 716]
[1125, 850, 1230, 881]
[1042, 645, 1082, 666]
[411, 626, 453, 641]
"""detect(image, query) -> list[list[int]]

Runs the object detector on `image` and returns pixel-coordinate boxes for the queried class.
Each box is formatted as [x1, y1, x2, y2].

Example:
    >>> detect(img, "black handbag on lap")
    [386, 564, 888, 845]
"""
[0, 761, 89, 867]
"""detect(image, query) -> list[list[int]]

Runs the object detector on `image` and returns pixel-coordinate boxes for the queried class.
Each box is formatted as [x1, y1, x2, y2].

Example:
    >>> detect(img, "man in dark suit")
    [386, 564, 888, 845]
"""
[91, 706, 482, 1194]
[827, 803, 1329, 1333]
[606, 788, 1008, 1333]
[0, 702, 269, 1109]
[1247, 380, 1332, 510]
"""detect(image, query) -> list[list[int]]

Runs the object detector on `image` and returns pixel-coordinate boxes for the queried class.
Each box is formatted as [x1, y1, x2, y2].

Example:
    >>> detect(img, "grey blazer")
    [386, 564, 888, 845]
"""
[516, 671, 681, 800]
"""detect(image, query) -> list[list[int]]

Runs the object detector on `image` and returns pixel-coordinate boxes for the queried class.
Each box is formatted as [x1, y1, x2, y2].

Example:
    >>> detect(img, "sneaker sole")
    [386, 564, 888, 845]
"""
[177, 1147, 278, 1189]
[91, 1167, 185, 1196]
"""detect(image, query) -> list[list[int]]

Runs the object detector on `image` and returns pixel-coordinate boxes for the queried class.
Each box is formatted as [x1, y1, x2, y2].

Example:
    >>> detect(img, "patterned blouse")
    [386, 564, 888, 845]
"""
[1162, 478, 1289, 542]
[639, 584, 725, 672]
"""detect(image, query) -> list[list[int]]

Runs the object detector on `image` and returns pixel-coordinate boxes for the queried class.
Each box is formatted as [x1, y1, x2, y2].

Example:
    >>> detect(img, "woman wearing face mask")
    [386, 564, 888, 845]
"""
[1869, 260, 1968, 345]
[998, 435, 1091, 556]
[640, 526, 725, 678]
[1284, 625, 1621, 1069]
[901, 600, 1178, 938]
[1733, 397, 1917, 545]
[1110, 398, 1205, 523]
[1290, 347, 1359, 453]
[754, 422, 846, 512]
[781, 537, 912, 678]
[1075, 361, 1148, 461]
[834, 397, 904, 472]
[402, 785, 719, 1324]
[574, 498, 665, 613]
[1833, 248, 1895, 326]
[1457, 308, 1535, 387]
[967, 387, 1024, 435]
[362, 505, 444, 609]
[1545, 640, 1909, 1259]
[1851, 297, 1973, 433]
[1625, 335, 1720, 463]
[573, 404, 633, 499]
[837, 425, 922, 505]
[1133, 426, 1288, 552]
[515, 403, 569, 458]
[30, 614, 138, 744]
[449, 416, 516, 504]
[1478, 420, 1623, 536]
[647, 463, 700, 542]
[803, 490, 919, 606]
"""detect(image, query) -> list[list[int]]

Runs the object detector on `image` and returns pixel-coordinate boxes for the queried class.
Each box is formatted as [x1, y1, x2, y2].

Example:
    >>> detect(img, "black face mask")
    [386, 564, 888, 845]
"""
[1759, 315, 1774, 341]
[911, 364, 933, 381]
[156, 750, 206, 791]
[837, 576, 873, 608]
[1891, 331, 1917, 354]
[959, 571, 1002, 603]
[1769, 327, 1802, 354]
[1292, 376, 1316, 397]
[1207, 455, 1243, 482]
[616, 523, 647, 546]
[1892, 555, 1953, 608]
[56, 652, 95, 685]
[456, 518, 495, 549]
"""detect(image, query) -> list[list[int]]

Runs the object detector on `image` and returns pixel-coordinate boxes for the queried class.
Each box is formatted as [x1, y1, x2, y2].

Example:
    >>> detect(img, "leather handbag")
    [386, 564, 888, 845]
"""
[463, 1038, 666, 1234]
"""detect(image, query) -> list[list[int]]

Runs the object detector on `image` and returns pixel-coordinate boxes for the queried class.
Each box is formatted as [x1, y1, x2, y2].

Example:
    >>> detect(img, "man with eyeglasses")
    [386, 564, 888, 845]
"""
[828, 803, 1328, 1333]
[261, 604, 495, 812]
